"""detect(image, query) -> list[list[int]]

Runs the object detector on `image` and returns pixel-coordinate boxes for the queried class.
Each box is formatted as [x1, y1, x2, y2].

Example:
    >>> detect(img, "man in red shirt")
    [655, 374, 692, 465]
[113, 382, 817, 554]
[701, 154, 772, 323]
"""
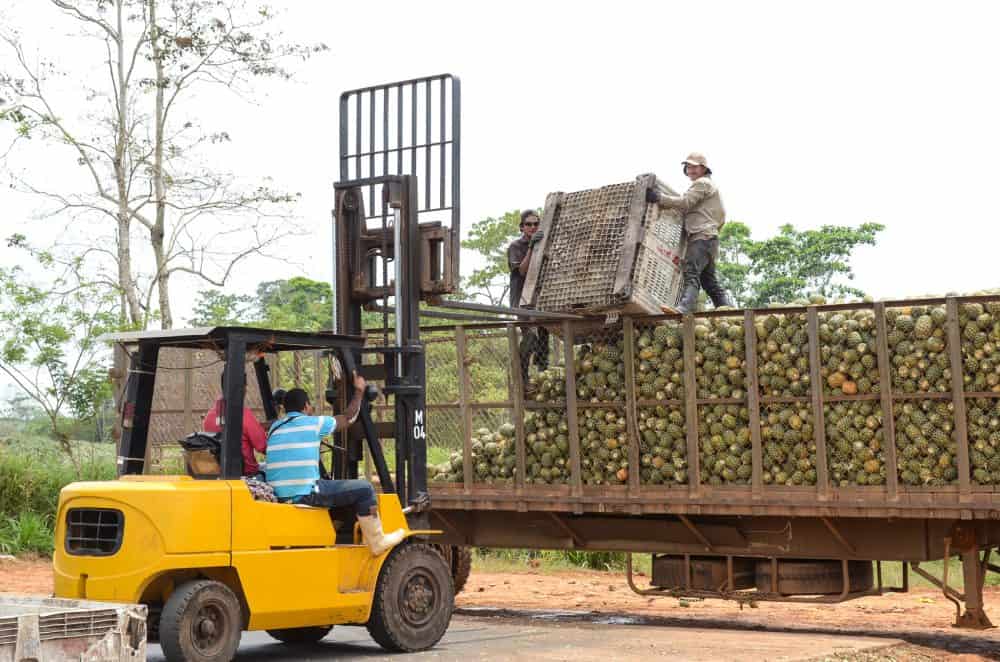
[202, 374, 268, 476]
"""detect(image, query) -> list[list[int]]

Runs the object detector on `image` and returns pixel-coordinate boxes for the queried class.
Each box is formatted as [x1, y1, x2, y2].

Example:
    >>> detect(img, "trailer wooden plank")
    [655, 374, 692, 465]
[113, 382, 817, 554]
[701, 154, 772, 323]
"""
[947, 298, 972, 503]
[623, 317, 641, 500]
[874, 302, 900, 502]
[508, 326, 527, 496]
[456, 327, 474, 491]
[744, 310, 763, 499]
[564, 321, 583, 500]
[683, 315, 700, 496]
[808, 307, 831, 501]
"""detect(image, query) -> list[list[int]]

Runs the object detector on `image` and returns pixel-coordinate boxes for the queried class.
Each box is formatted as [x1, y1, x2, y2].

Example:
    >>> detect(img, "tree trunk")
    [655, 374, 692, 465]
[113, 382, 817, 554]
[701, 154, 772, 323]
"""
[149, 0, 172, 329]
[114, 0, 143, 327]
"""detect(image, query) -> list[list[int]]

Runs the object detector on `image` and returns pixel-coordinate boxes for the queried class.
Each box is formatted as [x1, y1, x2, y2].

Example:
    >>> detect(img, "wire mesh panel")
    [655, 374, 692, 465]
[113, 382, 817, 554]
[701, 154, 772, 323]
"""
[699, 403, 751, 486]
[760, 404, 816, 486]
[966, 398, 1000, 485]
[885, 304, 951, 394]
[466, 331, 513, 403]
[632, 319, 686, 486]
[756, 311, 811, 398]
[825, 401, 885, 487]
[536, 182, 634, 312]
[894, 400, 958, 486]
[637, 406, 687, 485]
[694, 316, 747, 400]
[463, 409, 515, 485]
[525, 406, 570, 486]
[959, 300, 1000, 393]
[819, 309, 880, 397]
[424, 333, 460, 404]
[145, 347, 267, 469]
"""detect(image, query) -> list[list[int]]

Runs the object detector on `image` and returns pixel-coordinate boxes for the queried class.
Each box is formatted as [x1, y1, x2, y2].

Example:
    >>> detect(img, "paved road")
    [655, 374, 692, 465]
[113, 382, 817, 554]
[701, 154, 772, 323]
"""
[147, 614, 901, 661]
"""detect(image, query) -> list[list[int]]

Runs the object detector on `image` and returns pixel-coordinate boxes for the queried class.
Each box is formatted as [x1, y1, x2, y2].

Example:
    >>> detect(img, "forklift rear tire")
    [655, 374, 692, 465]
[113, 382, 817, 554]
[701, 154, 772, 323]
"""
[160, 579, 242, 662]
[366, 542, 454, 652]
[266, 625, 333, 644]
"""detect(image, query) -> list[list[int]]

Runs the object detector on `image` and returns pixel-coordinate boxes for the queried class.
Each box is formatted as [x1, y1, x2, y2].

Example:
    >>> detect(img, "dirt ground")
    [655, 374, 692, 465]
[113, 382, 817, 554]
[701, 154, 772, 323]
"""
[455, 570, 1000, 661]
[4, 559, 999, 661]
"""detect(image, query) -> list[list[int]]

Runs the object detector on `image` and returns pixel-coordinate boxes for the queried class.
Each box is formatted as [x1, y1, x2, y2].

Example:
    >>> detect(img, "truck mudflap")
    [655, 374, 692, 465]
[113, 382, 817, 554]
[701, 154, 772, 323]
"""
[0, 596, 146, 662]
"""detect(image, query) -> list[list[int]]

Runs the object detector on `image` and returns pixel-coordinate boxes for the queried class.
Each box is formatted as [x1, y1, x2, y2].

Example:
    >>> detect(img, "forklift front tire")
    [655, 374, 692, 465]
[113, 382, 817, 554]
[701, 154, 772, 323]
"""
[159, 579, 242, 662]
[366, 542, 454, 652]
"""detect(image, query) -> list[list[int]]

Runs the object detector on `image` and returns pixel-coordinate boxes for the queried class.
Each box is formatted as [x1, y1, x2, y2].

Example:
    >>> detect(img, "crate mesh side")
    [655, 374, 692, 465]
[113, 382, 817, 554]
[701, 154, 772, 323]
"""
[634, 204, 686, 311]
[536, 182, 636, 311]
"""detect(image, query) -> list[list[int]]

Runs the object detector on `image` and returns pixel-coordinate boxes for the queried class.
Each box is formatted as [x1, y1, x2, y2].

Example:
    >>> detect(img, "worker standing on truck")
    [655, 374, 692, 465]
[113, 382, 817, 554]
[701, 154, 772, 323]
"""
[647, 152, 733, 314]
[266, 372, 405, 556]
[508, 209, 550, 380]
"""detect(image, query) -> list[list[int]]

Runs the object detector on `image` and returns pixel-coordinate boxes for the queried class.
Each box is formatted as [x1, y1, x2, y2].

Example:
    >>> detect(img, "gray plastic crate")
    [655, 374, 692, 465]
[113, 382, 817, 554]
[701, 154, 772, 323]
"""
[522, 173, 686, 315]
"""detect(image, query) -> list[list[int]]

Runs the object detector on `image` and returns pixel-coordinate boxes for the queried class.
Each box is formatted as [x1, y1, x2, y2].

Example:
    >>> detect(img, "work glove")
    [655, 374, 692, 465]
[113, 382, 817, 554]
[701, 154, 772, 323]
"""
[529, 230, 544, 246]
[646, 188, 661, 205]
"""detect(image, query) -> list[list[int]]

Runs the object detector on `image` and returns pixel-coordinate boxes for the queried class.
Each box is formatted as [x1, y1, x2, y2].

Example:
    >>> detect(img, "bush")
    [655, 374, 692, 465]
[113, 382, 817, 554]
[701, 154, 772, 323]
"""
[0, 512, 54, 555]
[0, 437, 115, 522]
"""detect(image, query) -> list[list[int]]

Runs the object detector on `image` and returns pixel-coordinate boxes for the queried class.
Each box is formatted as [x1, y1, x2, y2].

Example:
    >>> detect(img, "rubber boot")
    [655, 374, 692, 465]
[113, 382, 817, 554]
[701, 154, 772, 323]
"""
[713, 292, 735, 309]
[357, 508, 405, 556]
[674, 284, 701, 315]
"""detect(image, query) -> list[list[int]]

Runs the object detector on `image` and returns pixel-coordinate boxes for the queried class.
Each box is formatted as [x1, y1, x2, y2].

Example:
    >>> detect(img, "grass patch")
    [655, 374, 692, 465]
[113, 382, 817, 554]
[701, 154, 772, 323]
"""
[0, 437, 115, 522]
[0, 512, 54, 555]
[471, 552, 1000, 590]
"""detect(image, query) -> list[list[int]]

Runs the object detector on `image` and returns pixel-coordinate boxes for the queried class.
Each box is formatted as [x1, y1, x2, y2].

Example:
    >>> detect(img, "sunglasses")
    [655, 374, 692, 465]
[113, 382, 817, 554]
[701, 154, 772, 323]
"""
[523, 221, 539, 227]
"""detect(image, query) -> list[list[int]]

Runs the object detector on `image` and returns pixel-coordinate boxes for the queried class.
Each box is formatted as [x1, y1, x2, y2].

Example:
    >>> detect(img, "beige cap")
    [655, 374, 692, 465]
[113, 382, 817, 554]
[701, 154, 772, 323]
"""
[681, 152, 709, 169]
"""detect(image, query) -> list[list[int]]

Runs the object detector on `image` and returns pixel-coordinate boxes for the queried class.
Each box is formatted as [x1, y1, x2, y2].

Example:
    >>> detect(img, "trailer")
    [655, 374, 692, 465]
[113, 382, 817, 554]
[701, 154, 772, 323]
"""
[397, 296, 1000, 628]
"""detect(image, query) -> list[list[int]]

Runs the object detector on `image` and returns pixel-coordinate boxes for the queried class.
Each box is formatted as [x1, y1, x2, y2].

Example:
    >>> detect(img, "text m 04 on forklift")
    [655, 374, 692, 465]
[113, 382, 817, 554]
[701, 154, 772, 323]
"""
[50, 75, 464, 662]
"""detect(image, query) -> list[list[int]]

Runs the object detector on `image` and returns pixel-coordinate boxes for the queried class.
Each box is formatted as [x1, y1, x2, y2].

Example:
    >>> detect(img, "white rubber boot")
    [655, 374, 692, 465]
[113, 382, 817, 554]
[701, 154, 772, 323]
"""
[357, 512, 405, 556]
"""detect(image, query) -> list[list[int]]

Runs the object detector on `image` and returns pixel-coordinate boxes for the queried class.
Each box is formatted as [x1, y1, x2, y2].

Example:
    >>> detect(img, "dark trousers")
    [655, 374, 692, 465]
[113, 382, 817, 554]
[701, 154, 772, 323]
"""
[298, 479, 378, 518]
[519, 326, 550, 379]
[682, 238, 728, 307]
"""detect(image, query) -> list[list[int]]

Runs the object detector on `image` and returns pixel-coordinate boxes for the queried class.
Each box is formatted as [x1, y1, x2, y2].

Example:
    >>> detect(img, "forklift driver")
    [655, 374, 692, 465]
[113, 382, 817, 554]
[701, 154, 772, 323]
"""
[265, 373, 405, 556]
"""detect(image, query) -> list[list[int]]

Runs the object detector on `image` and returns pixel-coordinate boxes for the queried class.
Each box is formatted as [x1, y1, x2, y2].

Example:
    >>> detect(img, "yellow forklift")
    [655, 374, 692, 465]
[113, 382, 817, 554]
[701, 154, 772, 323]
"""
[52, 75, 467, 661]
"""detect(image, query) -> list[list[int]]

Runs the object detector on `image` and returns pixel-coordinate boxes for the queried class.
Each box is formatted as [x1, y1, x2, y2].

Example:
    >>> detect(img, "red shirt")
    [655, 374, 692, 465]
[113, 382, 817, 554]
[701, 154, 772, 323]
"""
[202, 399, 268, 475]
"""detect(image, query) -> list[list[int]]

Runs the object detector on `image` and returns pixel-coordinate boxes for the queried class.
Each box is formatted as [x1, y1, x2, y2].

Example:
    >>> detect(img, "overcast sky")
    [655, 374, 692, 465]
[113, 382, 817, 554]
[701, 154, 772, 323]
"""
[2, 0, 999, 329]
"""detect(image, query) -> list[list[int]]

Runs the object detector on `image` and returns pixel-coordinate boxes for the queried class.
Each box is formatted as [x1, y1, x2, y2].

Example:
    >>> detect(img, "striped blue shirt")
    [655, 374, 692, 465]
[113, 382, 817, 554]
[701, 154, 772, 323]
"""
[265, 412, 337, 500]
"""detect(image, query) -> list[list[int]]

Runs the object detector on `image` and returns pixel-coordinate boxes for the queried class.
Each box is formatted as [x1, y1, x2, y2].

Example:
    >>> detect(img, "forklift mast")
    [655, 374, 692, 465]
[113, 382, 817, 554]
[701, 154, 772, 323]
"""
[332, 74, 461, 525]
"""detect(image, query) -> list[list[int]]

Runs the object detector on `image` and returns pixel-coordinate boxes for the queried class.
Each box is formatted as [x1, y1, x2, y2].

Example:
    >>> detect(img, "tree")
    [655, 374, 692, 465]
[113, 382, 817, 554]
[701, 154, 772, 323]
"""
[461, 211, 525, 306]
[717, 221, 884, 308]
[257, 277, 333, 331]
[0, 1, 325, 329]
[0, 253, 118, 448]
[188, 289, 255, 327]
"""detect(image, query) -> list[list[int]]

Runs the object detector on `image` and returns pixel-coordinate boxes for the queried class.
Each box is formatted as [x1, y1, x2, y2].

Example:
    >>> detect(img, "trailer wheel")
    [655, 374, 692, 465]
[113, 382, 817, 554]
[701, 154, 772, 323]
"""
[266, 625, 333, 644]
[160, 579, 242, 662]
[451, 546, 472, 594]
[433, 544, 473, 594]
[367, 542, 454, 652]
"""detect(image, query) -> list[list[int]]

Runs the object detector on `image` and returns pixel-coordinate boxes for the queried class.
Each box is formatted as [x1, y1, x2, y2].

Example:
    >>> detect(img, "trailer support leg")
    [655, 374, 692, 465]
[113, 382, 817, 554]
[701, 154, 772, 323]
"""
[956, 548, 994, 630]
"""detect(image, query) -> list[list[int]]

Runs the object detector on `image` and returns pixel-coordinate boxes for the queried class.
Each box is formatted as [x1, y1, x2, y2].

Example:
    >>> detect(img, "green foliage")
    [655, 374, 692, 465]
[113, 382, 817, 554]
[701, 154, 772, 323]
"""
[0, 437, 115, 524]
[257, 277, 334, 331]
[0, 512, 53, 556]
[474, 548, 627, 572]
[718, 221, 884, 308]
[0, 259, 119, 441]
[189, 290, 256, 326]
[461, 211, 525, 305]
